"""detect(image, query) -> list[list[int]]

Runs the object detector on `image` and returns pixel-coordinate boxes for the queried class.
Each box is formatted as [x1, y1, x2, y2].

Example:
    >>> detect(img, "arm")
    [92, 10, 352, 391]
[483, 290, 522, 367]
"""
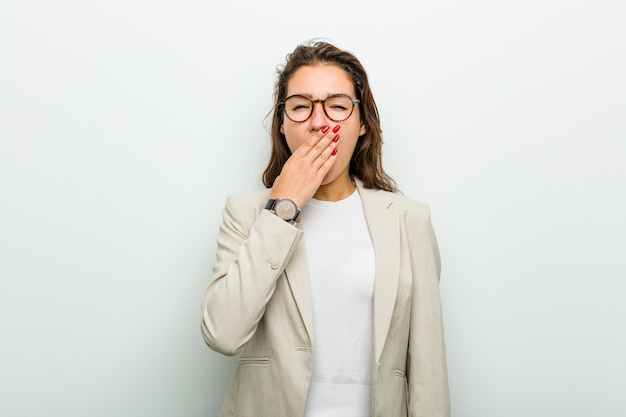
[202, 122, 339, 355]
[407, 205, 451, 416]
[201, 195, 303, 356]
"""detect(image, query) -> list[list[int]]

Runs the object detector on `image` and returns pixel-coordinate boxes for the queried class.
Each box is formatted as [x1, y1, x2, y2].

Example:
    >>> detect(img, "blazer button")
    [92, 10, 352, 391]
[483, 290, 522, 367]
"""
[265, 257, 279, 270]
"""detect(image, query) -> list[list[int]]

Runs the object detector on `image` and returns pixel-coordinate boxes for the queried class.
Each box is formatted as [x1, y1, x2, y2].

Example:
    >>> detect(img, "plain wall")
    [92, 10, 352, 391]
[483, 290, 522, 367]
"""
[1, 0, 625, 416]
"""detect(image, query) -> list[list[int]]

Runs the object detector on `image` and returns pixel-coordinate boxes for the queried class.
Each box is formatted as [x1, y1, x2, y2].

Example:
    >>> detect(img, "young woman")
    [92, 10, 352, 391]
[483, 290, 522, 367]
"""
[201, 41, 450, 417]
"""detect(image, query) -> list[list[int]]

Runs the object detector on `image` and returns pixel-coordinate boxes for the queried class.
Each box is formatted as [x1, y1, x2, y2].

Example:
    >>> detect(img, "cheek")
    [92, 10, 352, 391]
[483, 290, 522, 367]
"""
[338, 128, 360, 154]
[283, 122, 311, 153]
[283, 131, 302, 154]
[285, 138, 298, 153]
[333, 137, 359, 168]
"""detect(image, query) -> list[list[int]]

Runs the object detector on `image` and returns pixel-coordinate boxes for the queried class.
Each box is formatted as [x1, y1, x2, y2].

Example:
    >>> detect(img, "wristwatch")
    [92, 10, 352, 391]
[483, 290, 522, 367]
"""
[265, 198, 301, 225]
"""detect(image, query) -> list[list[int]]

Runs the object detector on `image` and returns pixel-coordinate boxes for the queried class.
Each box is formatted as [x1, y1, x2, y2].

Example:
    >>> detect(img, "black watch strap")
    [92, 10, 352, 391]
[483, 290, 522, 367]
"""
[265, 199, 278, 211]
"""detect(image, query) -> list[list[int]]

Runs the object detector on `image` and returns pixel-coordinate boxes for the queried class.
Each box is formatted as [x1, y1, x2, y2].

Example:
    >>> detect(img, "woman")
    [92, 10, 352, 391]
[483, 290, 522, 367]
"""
[201, 41, 450, 417]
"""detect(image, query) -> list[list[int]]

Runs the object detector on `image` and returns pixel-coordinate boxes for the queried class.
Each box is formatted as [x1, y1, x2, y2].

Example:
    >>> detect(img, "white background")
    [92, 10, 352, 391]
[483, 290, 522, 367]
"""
[1, 0, 625, 416]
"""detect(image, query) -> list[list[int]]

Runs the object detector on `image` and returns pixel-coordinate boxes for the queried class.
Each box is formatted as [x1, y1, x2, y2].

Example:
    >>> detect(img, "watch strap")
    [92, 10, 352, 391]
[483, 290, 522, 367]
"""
[265, 199, 278, 211]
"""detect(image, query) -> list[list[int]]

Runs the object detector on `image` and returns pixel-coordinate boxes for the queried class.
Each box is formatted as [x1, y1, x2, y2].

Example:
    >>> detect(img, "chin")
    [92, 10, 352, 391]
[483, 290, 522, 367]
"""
[324, 164, 352, 185]
[320, 171, 341, 186]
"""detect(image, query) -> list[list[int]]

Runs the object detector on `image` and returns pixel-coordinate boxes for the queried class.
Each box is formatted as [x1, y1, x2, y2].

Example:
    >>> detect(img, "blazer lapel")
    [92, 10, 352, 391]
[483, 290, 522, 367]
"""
[279, 181, 401, 356]
[357, 181, 401, 364]
[284, 237, 315, 346]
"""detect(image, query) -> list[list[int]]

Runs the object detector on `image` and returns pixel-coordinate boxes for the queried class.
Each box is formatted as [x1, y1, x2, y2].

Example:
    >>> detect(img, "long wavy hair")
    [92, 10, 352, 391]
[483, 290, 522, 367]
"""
[262, 41, 397, 192]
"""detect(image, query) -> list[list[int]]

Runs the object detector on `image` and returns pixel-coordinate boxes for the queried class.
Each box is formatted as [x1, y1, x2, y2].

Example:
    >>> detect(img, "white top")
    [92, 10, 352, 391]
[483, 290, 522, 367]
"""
[299, 189, 376, 417]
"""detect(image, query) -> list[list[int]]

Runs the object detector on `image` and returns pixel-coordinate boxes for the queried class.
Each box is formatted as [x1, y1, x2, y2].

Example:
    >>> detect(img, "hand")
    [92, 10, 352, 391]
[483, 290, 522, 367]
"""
[271, 125, 341, 208]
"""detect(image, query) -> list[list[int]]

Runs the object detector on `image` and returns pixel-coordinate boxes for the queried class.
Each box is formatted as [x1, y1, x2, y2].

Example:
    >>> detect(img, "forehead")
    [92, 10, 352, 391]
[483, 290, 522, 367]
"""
[287, 64, 355, 97]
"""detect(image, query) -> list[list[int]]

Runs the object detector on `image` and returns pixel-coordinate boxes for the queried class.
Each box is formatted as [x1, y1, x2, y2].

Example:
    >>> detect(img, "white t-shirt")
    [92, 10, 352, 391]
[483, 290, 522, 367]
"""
[300, 189, 376, 417]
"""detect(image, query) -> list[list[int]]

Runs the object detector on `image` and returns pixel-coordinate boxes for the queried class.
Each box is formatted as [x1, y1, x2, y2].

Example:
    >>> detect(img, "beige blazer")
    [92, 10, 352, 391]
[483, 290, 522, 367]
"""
[201, 180, 450, 417]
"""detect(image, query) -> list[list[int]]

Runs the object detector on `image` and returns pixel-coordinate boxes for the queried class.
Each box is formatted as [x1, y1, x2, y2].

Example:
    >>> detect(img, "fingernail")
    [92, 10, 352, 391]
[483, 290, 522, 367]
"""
[321, 126, 330, 133]
[331, 148, 338, 156]
[332, 125, 341, 133]
[332, 134, 340, 142]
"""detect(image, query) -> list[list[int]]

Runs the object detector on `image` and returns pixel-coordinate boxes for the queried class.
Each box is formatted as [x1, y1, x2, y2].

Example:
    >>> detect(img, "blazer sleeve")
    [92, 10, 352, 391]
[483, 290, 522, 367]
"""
[407, 205, 451, 417]
[201, 194, 303, 356]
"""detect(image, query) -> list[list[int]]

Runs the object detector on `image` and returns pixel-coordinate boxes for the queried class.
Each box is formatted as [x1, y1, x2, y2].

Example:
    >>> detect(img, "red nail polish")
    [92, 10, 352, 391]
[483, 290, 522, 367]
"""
[332, 125, 341, 133]
[331, 148, 338, 156]
[332, 134, 340, 142]
[321, 126, 330, 133]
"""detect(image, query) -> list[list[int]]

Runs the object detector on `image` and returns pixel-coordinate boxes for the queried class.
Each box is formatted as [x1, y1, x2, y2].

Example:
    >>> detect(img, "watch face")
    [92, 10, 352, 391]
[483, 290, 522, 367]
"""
[275, 199, 297, 220]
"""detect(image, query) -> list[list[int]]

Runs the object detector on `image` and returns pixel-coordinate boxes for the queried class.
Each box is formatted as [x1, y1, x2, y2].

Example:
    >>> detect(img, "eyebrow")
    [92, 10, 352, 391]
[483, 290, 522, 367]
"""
[288, 92, 350, 99]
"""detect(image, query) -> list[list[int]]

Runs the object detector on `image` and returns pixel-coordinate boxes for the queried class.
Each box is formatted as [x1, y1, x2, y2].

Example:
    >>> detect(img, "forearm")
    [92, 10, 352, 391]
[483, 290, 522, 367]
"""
[201, 203, 302, 355]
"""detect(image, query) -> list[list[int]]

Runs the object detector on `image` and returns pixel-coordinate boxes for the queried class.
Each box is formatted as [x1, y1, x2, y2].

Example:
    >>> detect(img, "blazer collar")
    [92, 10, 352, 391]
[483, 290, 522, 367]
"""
[283, 179, 401, 363]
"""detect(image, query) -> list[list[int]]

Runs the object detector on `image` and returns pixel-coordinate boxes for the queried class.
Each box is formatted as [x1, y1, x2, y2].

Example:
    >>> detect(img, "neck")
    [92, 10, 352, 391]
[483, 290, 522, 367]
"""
[313, 174, 356, 202]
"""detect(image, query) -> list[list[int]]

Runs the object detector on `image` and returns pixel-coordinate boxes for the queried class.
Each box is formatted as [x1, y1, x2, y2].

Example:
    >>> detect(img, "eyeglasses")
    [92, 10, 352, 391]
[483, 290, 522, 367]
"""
[281, 94, 360, 123]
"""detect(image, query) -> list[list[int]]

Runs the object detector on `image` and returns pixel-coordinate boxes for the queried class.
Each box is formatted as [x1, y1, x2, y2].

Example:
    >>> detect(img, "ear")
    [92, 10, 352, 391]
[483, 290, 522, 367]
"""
[280, 124, 285, 135]
[359, 122, 366, 136]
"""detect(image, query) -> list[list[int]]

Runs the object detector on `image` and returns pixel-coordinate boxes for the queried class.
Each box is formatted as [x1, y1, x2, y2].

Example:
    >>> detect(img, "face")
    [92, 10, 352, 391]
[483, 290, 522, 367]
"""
[280, 64, 366, 186]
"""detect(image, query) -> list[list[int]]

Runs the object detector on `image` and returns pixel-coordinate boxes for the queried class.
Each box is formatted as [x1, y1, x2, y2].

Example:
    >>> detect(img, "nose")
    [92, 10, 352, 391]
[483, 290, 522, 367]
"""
[310, 101, 328, 130]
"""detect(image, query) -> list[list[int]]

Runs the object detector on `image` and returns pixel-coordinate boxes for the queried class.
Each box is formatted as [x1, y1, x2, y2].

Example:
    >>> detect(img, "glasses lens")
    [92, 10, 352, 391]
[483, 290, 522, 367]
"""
[324, 95, 354, 122]
[284, 96, 313, 122]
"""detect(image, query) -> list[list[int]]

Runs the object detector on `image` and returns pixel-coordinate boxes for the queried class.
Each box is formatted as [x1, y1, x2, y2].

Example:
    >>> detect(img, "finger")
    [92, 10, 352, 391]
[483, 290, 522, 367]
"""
[315, 151, 329, 167]
[302, 125, 340, 159]
[317, 148, 339, 174]
[302, 134, 332, 161]
[307, 132, 340, 166]
[312, 135, 339, 170]
[290, 126, 329, 157]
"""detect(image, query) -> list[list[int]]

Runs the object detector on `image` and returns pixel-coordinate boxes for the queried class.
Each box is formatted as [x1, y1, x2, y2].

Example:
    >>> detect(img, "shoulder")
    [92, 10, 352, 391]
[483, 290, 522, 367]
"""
[388, 190, 430, 213]
[357, 182, 435, 237]
[357, 182, 431, 218]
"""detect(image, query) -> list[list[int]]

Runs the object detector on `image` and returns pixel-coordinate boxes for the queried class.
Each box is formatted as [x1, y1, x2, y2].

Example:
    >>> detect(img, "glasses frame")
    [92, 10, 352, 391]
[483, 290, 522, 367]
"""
[280, 93, 361, 123]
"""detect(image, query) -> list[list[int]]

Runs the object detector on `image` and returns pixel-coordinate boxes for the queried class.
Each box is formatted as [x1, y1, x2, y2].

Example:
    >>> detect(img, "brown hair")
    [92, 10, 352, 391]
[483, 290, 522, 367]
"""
[262, 41, 397, 192]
